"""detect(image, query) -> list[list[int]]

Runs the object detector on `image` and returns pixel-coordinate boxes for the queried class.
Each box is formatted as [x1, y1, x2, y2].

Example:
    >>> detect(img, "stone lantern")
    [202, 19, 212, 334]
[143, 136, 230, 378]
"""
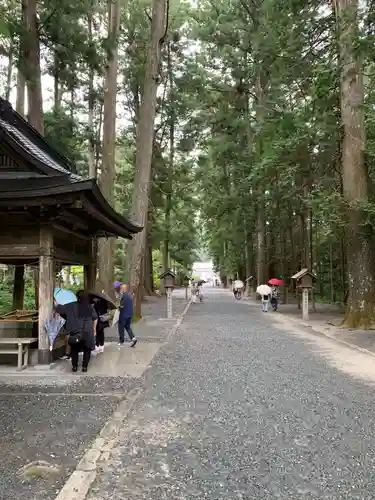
[158, 270, 176, 318]
[291, 268, 317, 320]
[183, 275, 190, 300]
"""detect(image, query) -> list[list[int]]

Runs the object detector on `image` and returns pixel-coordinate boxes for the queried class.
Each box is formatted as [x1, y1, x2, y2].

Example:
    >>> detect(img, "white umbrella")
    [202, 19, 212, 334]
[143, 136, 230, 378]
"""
[111, 309, 120, 327]
[256, 284, 272, 296]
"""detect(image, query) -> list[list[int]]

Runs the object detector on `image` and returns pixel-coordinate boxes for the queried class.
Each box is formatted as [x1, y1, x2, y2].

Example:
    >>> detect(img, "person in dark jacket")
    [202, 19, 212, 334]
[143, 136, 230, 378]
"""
[55, 290, 97, 372]
[93, 297, 109, 353]
[118, 284, 137, 347]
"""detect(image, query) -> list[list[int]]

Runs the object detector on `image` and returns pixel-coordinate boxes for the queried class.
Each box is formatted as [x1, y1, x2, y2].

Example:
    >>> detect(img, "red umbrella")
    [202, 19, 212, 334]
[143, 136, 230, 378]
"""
[268, 278, 284, 286]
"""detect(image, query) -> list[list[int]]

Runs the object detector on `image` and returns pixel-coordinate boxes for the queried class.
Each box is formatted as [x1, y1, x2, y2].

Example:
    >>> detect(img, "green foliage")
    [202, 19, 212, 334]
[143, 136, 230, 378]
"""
[171, 0, 372, 301]
[0, 271, 36, 315]
[0, 282, 12, 315]
[3, 0, 366, 303]
[44, 110, 86, 167]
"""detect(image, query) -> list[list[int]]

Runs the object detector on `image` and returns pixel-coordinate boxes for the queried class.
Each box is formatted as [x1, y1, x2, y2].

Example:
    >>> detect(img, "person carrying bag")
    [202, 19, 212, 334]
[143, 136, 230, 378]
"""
[55, 290, 98, 372]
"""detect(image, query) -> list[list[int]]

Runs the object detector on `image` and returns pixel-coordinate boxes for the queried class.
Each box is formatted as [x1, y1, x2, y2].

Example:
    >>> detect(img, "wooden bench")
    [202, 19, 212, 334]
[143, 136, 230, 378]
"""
[0, 338, 37, 370]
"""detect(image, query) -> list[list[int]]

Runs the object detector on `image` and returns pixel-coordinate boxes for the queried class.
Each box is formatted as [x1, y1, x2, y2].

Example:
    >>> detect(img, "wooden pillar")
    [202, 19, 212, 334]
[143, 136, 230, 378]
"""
[12, 265, 25, 310]
[38, 227, 54, 364]
[84, 239, 97, 291]
[84, 263, 96, 290]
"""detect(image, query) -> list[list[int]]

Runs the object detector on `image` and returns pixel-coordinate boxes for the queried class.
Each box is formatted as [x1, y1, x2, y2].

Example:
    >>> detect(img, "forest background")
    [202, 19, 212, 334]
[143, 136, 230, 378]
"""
[0, 0, 372, 327]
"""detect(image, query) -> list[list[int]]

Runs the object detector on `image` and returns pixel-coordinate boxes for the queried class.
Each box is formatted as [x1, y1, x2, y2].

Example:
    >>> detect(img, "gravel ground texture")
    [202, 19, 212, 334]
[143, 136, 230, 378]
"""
[0, 393, 119, 500]
[0, 293, 187, 500]
[86, 287, 375, 500]
[243, 295, 375, 356]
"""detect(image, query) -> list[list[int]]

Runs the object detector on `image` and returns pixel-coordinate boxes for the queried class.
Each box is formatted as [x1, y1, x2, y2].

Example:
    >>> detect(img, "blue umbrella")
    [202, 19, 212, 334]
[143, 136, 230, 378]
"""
[45, 313, 66, 351]
[54, 288, 77, 305]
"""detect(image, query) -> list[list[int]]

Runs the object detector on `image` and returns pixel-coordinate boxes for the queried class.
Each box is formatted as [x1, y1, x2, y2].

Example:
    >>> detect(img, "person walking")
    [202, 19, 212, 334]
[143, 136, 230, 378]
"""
[93, 297, 109, 353]
[270, 285, 279, 311]
[197, 283, 204, 303]
[232, 279, 244, 299]
[118, 284, 137, 347]
[55, 290, 97, 372]
[191, 281, 197, 303]
[261, 293, 270, 312]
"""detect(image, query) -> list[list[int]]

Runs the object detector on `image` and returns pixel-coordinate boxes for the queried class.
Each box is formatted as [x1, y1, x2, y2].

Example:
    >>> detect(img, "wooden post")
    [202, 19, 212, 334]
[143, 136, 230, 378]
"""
[284, 286, 288, 304]
[38, 227, 54, 364]
[302, 287, 309, 320]
[330, 243, 334, 304]
[84, 239, 97, 291]
[12, 265, 25, 310]
[84, 264, 95, 290]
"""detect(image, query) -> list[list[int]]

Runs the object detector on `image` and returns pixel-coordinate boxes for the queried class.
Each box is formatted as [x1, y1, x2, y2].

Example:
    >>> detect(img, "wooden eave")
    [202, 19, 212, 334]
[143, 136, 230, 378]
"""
[0, 178, 142, 239]
[0, 97, 143, 240]
[291, 268, 317, 280]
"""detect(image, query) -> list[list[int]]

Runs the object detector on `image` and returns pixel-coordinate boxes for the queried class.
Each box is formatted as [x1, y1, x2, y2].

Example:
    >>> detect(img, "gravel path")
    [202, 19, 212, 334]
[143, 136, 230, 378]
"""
[86, 287, 375, 500]
[0, 392, 120, 500]
[0, 294, 188, 500]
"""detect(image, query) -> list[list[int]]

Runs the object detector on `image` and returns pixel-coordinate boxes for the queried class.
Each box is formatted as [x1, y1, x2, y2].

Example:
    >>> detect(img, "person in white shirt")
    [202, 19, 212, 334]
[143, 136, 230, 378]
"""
[191, 281, 198, 303]
[262, 293, 270, 312]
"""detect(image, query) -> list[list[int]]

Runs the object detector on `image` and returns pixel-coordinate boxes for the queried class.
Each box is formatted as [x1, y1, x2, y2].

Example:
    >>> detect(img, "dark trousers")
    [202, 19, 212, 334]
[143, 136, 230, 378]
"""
[96, 327, 105, 347]
[70, 342, 91, 369]
[118, 318, 134, 343]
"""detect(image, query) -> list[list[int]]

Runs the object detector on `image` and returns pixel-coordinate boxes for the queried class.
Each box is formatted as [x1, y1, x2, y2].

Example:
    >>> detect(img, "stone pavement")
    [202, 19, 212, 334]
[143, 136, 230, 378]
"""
[241, 293, 375, 356]
[105, 290, 189, 344]
[80, 287, 375, 499]
[0, 290, 188, 500]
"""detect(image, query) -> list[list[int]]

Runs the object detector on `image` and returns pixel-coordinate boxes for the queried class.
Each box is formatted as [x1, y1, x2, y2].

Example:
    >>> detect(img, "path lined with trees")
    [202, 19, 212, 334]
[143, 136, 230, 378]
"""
[0, 0, 374, 326]
[85, 288, 375, 499]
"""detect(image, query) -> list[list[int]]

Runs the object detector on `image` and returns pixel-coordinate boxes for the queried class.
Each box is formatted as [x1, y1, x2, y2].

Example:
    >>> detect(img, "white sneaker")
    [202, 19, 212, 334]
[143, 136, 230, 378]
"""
[130, 338, 138, 348]
[98, 346, 104, 353]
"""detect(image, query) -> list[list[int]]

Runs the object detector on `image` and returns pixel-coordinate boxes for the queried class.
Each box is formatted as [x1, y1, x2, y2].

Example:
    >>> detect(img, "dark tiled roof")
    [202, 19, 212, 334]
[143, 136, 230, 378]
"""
[0, 118, 81, 181]
[0, 97, 143, 238]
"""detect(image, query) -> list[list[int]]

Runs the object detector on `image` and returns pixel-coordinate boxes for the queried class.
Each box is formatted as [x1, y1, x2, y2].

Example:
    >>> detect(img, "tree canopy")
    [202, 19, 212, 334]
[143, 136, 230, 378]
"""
[0, 0, 374, 325]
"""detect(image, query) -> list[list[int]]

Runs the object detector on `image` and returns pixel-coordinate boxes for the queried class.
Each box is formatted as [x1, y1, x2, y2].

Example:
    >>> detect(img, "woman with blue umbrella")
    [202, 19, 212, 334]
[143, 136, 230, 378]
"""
[54, 288, 77, 305]
[54, 288, 77, 360]
[55, 290, 97, 372]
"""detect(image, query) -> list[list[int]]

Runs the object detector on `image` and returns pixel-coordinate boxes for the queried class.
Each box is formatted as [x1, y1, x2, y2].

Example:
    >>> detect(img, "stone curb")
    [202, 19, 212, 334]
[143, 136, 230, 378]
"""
[54, 386, 141, 500]
[276, 314, 375, 360]
[166, 298, 192, 341]
[54, 298, 192, 500]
